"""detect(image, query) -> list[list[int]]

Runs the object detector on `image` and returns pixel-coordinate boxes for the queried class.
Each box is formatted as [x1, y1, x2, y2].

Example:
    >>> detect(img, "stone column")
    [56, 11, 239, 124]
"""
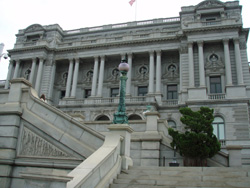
[65, 59, 74, 98]
[155, 50, 161, 93]
[91, 56, 99, 97]
[35, 58, 44, 94]
[29, 58, 37, 85]
[48, 62, 56, 103]
[223, 39, 233, 86]
[198, 41, 206, 87]
[71, 58, 79, 98]
[126, 53, 132, 96]
[13, 60, 20, 79]
[4, 60, 14, 89]
[148, 51, 155, 94]
[234, 38, 244, 85]
[97, 56, 105, 97]
[188, 42, 195, 87]
[226, 145, 242, 167]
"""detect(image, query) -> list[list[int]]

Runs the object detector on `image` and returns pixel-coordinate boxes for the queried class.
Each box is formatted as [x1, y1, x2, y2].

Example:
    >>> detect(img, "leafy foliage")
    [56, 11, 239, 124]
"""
[168, 107, 221, 160]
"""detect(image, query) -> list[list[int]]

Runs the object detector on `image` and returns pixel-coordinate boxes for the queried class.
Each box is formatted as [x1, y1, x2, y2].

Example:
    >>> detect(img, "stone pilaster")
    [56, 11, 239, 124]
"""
[155, 50, 161, 94]
[71, 58, 79, 98]
[223, 38, 233, 86]
[65, 59, 74, 98]
[197, 41, 205, 87]
[188, 42, 194, 88]
[126, 53, 132, 96]
[226, 145, 242, 167]
[148, 51, 155, 94]
[4, 60, 14, 89]
[35, 58, 44, 94]
[91, 56, 99, 97]
[97, 56, 105, 97]
[29, 58, 37, 86]
[234, 38, 244, 85]
[13, 60, 20, 79]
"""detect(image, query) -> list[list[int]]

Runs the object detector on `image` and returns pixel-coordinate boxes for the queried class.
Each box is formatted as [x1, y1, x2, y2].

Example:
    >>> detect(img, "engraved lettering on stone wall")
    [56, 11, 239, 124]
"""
[19, 127, 72, 158]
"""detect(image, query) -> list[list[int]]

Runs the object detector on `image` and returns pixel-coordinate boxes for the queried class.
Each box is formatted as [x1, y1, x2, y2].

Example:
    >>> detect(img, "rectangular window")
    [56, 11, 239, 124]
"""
[210, 76, 222, 93]
[85, 89, 91, 98]
[111, 88, 119, 97]
[138, 86, 148, 96]
[167, 85, 178, 99]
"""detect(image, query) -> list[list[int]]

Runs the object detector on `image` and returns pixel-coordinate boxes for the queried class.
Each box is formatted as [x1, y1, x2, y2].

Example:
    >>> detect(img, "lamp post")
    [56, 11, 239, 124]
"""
[113, 59, 129, 124]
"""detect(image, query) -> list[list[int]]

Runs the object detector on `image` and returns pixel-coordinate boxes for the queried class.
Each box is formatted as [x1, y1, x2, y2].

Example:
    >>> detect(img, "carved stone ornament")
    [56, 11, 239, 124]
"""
[60, 72, 68, 86]
[108, 67, 120, 81]
[205, 52, 224, 73]
[19, 127, 74, 159]
[24, 68, 31, 80]
[137, 64, 149, 80]
[25, 24, 45, 33]
[163, 63, 179, 80]
[84, 69, 93, 83]
[196, 0, 224, 9]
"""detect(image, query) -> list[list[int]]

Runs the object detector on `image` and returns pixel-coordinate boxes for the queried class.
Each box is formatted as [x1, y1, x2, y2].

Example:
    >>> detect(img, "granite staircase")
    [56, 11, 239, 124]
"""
[110, 166, 250, 188]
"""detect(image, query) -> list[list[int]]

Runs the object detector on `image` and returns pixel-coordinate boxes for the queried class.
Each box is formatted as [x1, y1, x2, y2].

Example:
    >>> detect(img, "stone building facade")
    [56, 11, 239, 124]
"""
[1, 0, 250, 176]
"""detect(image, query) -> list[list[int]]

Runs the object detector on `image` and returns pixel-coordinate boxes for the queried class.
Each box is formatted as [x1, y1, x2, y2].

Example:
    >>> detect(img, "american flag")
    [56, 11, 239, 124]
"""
[129, 0, 136, 6]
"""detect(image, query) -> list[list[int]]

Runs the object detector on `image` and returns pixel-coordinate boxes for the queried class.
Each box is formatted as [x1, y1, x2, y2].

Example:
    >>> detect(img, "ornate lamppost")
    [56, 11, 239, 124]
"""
[113, 59, 129, 124]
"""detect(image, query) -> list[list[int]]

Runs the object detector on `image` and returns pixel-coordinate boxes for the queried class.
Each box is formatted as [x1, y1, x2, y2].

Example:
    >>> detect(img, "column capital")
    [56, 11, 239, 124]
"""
[233, 38, 240, 44]
[32, 58, 36, 62]
[149, 51, 154, 56]
[93, 56, 99, 61]
[223, 38, 230, 44]
[156, 50, 161, 55]
[188, 41, 194, 47]
[100, 55, 105, 60]
[197, 40, 204, 46]
[15, 59, 20, 63]
[74, 58, 80, 62]
[127, 52, 133, 57]
[68, 58, 74, 62]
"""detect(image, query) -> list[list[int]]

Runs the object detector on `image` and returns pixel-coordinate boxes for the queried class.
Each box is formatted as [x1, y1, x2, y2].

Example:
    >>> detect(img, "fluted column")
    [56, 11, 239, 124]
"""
[148, 51, 155, 94]
[91, 56, 99, 97]
[4, 60, 14, 89]
[97, 56, 105, 97]
[65, 59, 74, 97]
[188, 42, 195, 87]
[29, 58, 37, 85]
[35, 58, 44, 94]
[234, 38, 244, 85]
[126, 53, 132, 95]
[71, 58, 79, 97]
[155, 50, 161, 93]
[223, 38, 233, 86]
[13, 60, 20, 79]
[198, 41, 206, 87]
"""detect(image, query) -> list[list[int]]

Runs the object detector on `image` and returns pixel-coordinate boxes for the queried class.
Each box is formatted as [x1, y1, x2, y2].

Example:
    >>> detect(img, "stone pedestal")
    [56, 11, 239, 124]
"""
[108, 124, 134, 170]
[188, 87, 207, 100]
[226, 85, 246, 99]
[226, 145, 242, 167]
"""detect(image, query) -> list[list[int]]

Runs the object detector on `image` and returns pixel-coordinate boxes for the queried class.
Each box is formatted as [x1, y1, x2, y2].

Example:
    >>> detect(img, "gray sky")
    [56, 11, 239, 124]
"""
[0, 0, 249, 80]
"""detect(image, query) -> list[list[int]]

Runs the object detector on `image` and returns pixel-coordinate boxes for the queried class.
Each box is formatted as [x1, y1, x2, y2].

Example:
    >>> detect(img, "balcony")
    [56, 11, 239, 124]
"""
[208, 93, 226, 100]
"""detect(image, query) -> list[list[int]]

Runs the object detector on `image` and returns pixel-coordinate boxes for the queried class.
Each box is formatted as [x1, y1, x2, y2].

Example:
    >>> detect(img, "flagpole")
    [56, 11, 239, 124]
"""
[135, 0, 138, 21]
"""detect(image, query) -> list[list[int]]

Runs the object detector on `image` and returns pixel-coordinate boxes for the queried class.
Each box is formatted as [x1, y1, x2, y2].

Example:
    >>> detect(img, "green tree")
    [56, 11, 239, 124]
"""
[168, 107, 221, 166]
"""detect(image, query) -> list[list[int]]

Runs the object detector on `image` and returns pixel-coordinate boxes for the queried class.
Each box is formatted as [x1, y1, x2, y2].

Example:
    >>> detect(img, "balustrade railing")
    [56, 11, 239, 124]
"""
[162, 99, 178, 106]
[208, 93, 226, 100]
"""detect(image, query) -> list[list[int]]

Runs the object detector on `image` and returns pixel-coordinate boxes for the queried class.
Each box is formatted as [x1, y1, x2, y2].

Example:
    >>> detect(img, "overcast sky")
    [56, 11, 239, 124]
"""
[0, 0, 249, 80]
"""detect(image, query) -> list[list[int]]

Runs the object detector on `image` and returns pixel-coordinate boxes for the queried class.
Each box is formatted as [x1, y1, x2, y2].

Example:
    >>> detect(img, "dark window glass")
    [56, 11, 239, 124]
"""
[85, 89, 91, 98]
[212, 117, 225, 140]
[210, 76, 222, 93]
[138, 86, 148, 96]
[60, 90, 65, 99]
[96, 116, 110, 121]
[111, 88, 119, 97]
[167, 85, 178, 99]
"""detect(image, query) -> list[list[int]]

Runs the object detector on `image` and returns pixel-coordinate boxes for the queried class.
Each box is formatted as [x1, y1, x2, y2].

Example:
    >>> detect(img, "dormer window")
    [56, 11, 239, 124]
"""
[27, 34, 40, 42]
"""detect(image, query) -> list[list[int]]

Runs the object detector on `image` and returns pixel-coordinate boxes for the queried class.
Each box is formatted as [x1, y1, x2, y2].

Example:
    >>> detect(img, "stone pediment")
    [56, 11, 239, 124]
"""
[196, 0, 224, 10]
[18, 126, 77, 159]
[25, 24, 45, 33]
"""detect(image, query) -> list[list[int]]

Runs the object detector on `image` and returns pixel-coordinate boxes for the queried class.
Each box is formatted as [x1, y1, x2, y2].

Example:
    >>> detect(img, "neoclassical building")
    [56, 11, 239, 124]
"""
[0, 0, 250, 187]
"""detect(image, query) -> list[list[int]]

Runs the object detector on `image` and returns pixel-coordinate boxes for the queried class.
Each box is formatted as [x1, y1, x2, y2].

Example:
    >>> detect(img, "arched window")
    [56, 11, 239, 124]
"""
[212, 117, 225, 140]
[168, 120, 176, 128]
[96, 115, 110, 121]
[128, 114, 142, 120]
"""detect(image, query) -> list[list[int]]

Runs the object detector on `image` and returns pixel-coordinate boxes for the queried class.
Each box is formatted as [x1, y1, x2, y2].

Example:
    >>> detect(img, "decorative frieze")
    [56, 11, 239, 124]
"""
[19, 127, 73, 159]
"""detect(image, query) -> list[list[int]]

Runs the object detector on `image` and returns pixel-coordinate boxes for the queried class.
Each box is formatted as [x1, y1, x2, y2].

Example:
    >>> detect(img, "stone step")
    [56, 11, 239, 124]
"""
[112, 178, 250, 188]
[110, 166, 250, 188]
